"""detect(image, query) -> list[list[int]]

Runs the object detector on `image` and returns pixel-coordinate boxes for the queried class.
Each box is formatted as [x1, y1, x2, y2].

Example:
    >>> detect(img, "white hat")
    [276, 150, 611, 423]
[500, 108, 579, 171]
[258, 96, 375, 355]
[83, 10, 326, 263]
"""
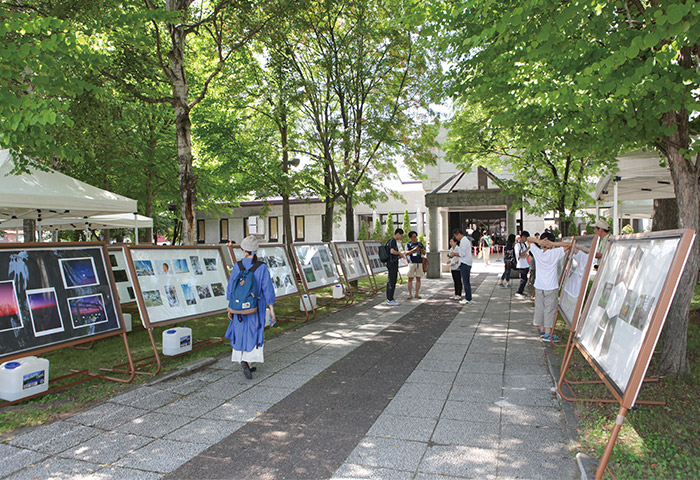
[241, 235, 259, 253]
[594, 219, 610, 231]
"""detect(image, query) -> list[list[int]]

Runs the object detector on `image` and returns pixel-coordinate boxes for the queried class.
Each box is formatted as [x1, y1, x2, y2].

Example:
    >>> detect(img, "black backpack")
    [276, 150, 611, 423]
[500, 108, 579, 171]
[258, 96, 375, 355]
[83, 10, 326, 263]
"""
[504, 246, 517, 270]
[378, 241, 391, 264]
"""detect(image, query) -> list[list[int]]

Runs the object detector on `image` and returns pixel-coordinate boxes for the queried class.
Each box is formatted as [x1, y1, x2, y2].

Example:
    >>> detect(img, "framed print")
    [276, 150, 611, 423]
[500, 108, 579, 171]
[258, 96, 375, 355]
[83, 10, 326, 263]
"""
[292, 243, 341, 292]
[67, 293, 109, 329]
[575, 229, 695, 403]
[558, 235, 598, 327]
[108, 246, 136, 304]
[59, 257, 99, 289]
[361, 240, 388, 275]
[0, 280, 23, 333]
[27, 288, 64, 337]
[332, 242, 369, 282]
[0, 243, 125, 361]
[124, 245, 230, 328]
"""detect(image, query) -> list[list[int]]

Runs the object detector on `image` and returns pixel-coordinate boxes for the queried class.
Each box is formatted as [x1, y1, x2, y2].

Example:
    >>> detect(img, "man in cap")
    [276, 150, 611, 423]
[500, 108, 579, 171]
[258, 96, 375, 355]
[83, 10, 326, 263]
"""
[593, 219, 610, 261]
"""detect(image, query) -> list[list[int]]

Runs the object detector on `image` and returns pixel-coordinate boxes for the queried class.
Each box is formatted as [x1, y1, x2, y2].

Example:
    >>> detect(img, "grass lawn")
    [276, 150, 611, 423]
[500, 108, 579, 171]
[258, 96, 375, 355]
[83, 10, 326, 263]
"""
[552, 281, 700, 479]
[0, 275, 387, 436]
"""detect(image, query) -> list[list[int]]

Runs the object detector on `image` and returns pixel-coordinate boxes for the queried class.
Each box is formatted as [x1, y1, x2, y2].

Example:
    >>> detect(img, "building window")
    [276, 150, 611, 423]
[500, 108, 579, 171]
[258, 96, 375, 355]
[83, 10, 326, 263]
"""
[269, 217, 279, 242]
[295, 216, 305, 241]
[196, 220, 205, 244]
[220, 219, 229, 242]
[243, 218, 250, 238]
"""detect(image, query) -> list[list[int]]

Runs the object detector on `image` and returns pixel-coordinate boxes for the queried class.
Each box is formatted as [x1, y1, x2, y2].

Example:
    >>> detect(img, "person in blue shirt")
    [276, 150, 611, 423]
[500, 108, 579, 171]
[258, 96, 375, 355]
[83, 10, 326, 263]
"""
[404, 230, 425, 299]
[225, 236, 276, 379]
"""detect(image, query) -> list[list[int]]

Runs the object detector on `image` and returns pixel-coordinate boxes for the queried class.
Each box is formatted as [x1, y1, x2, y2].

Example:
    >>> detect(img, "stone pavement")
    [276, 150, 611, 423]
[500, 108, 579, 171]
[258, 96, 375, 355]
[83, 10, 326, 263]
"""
[0, 263, 579, 480]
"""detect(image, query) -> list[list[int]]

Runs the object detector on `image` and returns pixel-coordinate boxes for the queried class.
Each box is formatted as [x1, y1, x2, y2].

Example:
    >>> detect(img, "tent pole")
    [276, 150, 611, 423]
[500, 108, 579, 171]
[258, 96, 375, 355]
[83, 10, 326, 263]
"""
[613, 180, 619, 235]
[134, 213, 139, 245]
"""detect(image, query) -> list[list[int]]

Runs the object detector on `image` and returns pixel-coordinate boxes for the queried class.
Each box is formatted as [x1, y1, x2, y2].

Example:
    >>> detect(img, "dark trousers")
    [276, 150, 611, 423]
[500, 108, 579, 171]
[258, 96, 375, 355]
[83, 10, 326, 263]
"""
[458, 263, 472, 301]
[451, 269, 462, 296]
[517, 268, 529, 294]
[501, 266, 511, 282]
[386, 263, 399, 301]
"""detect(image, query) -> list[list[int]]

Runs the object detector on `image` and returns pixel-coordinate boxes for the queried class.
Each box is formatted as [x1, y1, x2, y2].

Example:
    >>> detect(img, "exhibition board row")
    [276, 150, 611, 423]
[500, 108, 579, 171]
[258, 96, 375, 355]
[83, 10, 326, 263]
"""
[0, 240, 391, 363]
[554, 229, 695, 479]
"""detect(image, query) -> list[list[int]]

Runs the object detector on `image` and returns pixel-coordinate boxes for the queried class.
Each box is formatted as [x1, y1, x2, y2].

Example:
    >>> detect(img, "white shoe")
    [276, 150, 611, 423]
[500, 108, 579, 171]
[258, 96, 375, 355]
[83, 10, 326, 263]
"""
[386, 300, 400, 306]
[459, 299, 471, 305]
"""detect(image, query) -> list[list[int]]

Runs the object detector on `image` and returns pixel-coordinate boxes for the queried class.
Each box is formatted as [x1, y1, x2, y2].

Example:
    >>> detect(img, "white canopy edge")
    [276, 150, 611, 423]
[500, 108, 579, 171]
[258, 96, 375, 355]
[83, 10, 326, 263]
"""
[0, 149, 138, 220]
[0, 213, 152, 231]
[594, 149, 674, 202]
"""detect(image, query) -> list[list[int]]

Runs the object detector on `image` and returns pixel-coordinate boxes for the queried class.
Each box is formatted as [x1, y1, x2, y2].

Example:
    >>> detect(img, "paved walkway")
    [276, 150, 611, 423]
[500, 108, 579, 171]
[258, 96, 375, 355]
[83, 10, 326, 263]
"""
[0, 264, 578, 480]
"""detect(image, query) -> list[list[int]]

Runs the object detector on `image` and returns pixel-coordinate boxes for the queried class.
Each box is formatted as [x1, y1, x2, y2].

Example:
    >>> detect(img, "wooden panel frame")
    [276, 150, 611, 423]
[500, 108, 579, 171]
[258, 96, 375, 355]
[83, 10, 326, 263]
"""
[107, 245, 137, 305]
[360, 240, 388, 275]
[332, 241, 370, 282]
[0, 242, 127, 362]
[124, 244, 230, 329]
[557, 235, 598, 328]
[574, 229, 695, 403]
[228, 243, 302, 301]
[291, 242, 343, 294]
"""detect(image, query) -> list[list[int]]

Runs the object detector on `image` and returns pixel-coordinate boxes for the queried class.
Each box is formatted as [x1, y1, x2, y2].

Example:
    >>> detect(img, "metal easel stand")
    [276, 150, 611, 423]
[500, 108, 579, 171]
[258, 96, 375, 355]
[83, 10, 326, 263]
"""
[1, 333, 136, 408]
[557, 331, 664, 406]
[103, 327, 225, 377]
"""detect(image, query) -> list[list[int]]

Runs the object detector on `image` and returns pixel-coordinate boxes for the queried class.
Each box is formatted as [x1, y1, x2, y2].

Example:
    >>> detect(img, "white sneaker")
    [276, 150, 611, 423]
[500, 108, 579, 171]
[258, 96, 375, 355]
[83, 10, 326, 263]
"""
[459, 299, 471, 305]
[449, 296, 459, 300]
[386, 299, 400, 306]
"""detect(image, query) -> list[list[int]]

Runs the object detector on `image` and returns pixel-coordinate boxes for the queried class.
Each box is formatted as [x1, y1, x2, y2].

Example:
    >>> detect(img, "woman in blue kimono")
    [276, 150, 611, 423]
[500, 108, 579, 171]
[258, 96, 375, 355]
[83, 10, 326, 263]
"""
[225, 236, 276, 379]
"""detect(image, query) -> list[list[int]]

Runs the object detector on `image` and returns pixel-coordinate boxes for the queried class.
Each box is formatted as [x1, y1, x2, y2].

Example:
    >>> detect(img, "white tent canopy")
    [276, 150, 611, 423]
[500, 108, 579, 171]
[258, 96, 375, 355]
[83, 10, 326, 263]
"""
[0, 149, 138, 223]
[594, 149, 674, 202]
[594, 149, 675, 234]
[0, 213, 152, 232]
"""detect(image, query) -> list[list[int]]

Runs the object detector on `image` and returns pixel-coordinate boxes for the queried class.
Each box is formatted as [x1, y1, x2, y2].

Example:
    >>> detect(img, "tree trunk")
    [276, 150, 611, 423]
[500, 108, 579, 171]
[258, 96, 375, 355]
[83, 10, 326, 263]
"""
[167, 1, 197, 245]
[23, 219, 36, 243]
[323, 201, 334, 242]
[345, 194, 355, 241]
[651, 198, 679, 231]
[279, 107, 294, 257]
[655, 111, 700, 376]
[558, 207, 569, 237]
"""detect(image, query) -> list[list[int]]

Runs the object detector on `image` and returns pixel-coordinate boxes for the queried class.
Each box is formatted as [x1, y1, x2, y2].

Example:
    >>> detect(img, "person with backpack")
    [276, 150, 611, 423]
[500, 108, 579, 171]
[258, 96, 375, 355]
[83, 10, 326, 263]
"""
[479, 231, 492, 266]
[385, 228, 405, 306]
[225, 236, 276, 379]
[499, 233, 517, 287]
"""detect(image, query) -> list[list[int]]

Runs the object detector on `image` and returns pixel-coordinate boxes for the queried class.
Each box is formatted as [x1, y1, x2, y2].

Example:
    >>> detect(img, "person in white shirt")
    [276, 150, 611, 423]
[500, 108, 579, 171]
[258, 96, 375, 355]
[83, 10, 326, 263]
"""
[452, 228, 473, 304]
[526, 232, 571, 343]
[446, 236, 462, 300]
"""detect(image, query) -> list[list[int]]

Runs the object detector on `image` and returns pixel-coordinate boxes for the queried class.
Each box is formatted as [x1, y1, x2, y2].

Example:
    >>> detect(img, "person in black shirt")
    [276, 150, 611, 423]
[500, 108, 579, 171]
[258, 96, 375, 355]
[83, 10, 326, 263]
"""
[386, 228, 405, 306]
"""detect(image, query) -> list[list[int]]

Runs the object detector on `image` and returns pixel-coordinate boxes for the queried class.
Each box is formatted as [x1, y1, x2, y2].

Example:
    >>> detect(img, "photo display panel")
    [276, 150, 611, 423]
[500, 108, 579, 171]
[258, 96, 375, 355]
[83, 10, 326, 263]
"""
[293, 243, 341, 291]
[575, 232, 688, 396]
[558, 236, 597, 326]
[126, 246, 229, 327]
[361, 240, 388, 274]
[254, 244, 299, 299]
[333, 242, 369, 281]
[0, 243, 123, 360]
[108, 246, 136, 304]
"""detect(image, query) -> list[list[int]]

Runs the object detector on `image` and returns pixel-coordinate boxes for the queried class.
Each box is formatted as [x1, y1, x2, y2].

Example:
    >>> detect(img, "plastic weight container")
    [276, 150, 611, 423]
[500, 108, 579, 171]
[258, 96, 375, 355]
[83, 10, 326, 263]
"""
[0, 356, 50, 401]
[162, 327, 193, 356]
[332, 284, 345, 299]
[299, 294, 317, 311]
